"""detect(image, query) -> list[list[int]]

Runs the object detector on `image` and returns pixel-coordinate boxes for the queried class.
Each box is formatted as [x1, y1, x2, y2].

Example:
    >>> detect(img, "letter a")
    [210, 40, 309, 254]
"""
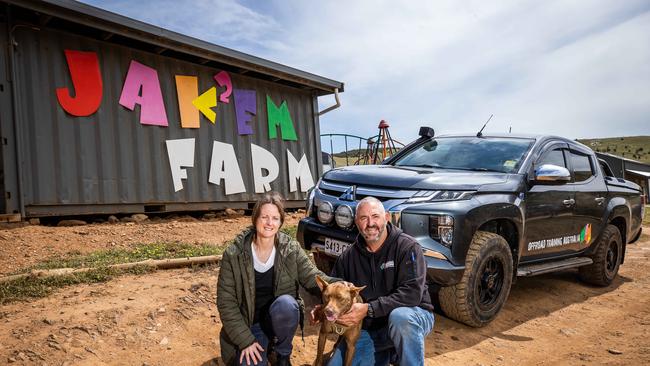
[56, 50, 103, 117]
[119, 60, 168, 126]
[208, 141, 246, 195]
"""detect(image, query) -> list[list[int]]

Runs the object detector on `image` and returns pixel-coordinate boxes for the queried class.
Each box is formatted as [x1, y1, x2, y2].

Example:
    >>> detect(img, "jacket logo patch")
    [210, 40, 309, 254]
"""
[379, 260, 395, 270]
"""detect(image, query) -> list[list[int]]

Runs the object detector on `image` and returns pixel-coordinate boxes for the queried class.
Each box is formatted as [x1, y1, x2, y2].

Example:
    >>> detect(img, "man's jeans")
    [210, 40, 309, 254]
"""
[327, 306, 434, 366]
[236, 295, 299, 366]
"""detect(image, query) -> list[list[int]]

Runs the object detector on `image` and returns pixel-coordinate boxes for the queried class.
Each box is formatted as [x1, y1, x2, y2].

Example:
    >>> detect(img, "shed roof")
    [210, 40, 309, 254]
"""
[596, 152, 650, 167]
[3, 0, 344, 96]
[626, 169, 650, 178]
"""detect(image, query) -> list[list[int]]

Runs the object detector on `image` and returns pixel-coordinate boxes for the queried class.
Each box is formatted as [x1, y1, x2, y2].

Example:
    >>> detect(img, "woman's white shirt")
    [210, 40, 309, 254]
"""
[251, 243, 276, 273]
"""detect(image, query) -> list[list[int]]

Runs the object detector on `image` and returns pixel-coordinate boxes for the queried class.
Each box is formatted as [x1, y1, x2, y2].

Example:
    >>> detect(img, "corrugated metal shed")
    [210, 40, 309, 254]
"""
[0, 0, 344, 217]
[596, 152, 650, 198]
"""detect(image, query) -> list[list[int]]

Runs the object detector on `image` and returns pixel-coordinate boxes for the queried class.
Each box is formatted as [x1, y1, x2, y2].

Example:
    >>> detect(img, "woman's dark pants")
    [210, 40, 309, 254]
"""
[237, 295, 299, 366]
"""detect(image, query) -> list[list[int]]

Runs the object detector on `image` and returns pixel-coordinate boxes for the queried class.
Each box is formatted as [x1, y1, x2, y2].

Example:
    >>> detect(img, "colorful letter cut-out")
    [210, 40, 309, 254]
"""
[166, 138, 195, 192]
[208, 141, 246, 195]
[119, 60, 168, 126]
[266, 95, 298, 141]
[214, 71, 232, 103]
[175, 75, 200, 128]
[251, 143, 279, 193]
[56, 50, 103, 117]
[287, 151, 315, 192]
[233, 89, 256, 135]
[192, 87, 217, 124]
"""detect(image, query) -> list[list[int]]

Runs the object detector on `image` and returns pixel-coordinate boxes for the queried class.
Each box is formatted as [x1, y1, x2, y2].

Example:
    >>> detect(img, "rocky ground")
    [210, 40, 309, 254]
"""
[0, 215, 648, 365]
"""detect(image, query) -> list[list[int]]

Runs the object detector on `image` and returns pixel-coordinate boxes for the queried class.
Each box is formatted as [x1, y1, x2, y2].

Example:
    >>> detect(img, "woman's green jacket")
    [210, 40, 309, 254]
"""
[216, 227, 335, 365]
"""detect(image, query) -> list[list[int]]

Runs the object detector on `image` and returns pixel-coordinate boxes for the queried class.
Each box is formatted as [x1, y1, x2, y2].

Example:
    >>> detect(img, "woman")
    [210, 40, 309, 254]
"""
[217, 192, 335, 366]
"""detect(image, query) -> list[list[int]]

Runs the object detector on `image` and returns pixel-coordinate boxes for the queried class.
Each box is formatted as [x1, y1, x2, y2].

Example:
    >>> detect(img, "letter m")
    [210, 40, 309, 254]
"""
[266, 95, 297, 141]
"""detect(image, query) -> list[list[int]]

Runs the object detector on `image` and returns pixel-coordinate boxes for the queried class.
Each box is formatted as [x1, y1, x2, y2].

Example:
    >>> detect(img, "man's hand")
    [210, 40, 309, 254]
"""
[336, 303, 369, 327]
[239, 342, 264, 365]
[310, 304, 322, 325]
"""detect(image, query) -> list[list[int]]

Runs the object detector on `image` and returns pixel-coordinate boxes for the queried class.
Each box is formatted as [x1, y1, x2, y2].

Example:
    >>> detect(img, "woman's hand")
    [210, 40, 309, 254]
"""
[239, 342, 264, 365]
[310, 304, 323, 325]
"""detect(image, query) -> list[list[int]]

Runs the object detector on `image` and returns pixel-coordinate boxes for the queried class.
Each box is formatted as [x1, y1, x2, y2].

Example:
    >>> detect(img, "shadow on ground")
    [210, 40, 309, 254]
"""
[424, 269, 631, 358]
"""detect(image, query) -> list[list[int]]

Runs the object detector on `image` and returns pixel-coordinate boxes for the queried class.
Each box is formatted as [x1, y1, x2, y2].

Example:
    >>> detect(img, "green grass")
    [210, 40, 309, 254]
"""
[1, 242, 225, 304]
[578, 136, 650, 164]
[1, 226, 298, 304]
[644, 207, 650, 226]
[17, 242, 225, 273]
[0, 266, 154, 304]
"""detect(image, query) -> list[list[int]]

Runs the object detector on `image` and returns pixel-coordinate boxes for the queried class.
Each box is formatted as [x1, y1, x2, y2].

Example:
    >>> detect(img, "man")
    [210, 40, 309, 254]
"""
[314, 196, 435, 366]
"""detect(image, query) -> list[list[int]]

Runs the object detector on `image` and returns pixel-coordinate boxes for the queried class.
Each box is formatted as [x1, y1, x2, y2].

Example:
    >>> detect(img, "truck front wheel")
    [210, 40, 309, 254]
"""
[579, 224, 622, 286]
[439, 231, 513, 327]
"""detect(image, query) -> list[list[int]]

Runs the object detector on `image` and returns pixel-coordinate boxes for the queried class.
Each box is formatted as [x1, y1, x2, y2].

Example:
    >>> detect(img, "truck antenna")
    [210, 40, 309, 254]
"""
[477, 114, 493, 137]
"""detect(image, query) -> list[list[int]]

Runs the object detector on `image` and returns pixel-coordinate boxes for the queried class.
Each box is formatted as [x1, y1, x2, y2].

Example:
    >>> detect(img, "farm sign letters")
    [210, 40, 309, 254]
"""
[55, 50, 314, 193]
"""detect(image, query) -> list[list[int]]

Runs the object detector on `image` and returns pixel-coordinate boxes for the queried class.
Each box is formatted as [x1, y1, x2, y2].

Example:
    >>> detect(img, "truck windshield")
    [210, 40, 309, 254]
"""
[393, 137, 534, 173]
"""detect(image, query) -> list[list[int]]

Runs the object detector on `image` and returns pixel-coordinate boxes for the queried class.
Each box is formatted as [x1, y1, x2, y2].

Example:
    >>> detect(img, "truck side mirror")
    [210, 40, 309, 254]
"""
[533, 164, 571, 183]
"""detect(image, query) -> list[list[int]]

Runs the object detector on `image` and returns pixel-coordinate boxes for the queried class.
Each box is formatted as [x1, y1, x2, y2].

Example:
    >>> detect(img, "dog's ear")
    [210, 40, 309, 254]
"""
[315, 275, 328, 291]
[351, 285, 366, 297]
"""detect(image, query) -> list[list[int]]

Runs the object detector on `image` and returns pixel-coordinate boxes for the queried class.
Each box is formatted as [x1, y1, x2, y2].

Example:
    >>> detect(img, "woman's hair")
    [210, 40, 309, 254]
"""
[251, 191, 286, 227]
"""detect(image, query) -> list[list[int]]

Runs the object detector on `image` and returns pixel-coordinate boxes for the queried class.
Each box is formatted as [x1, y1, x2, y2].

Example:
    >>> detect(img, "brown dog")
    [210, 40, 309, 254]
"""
[313, 275, 366, 366]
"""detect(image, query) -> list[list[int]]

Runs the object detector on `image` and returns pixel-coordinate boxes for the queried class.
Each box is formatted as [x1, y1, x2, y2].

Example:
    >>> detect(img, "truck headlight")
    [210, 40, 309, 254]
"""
[390, 211, 402, 228]
[317, 201, 334, 224]
[407, 190, 474, 203]
[335, 205, 354, 229]
[438, 226, 454, 246]
[306, 187, 316, 216]
[430, 215, 454, 247]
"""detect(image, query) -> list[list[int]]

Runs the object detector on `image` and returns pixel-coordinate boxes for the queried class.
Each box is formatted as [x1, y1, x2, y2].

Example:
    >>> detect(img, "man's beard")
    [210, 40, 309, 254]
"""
[361, 224, 386, 243]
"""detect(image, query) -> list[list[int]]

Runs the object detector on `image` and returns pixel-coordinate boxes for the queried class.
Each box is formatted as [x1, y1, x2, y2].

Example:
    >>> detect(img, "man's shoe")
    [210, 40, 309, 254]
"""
[275, 355, 292, 366]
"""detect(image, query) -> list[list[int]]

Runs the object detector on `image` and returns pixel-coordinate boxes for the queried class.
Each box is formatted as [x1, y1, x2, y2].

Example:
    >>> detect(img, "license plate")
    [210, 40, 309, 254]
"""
[324, 237, 351, 257]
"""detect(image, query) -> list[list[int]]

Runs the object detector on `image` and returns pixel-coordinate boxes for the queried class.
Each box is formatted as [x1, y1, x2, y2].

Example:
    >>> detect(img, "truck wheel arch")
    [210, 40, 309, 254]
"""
[606, 198, 631, 244]
[477, 219, 520, 271]
[608, 216, 627, 265]
[462, 203, 523, 269]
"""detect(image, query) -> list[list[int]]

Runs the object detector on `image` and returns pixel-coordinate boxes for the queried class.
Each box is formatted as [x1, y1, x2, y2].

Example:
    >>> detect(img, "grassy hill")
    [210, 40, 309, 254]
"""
[577, 136, 650, 164]
[327, 136, 650, 166]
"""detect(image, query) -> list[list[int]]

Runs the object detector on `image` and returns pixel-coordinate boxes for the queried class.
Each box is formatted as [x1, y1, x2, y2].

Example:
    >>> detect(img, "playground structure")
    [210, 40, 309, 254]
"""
[321, 120, 405, 169]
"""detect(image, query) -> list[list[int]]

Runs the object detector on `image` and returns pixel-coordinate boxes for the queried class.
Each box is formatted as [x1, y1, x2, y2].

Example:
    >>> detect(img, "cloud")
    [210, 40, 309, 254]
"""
[81, 0, 285, 54]
[81, 0, 650, 145]
[270, 0, 650, 141]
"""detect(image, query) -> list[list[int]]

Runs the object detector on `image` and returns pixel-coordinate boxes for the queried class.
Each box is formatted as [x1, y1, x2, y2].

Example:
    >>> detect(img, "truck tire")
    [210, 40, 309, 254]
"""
[439, 231, 513, 327]
[579, 224, 622, 286]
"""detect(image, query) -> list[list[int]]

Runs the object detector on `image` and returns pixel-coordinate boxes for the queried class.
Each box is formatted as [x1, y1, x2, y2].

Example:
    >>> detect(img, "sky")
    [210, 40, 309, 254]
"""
[80, 0, 650, 147]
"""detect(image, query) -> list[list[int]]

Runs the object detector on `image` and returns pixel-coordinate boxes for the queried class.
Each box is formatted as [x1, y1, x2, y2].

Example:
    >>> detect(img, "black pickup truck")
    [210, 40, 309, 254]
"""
[297, 127, 644, 327]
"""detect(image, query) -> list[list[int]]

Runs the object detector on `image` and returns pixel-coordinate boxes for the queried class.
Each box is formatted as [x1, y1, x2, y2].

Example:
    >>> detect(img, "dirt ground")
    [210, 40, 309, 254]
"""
[0, 216, 649, 365]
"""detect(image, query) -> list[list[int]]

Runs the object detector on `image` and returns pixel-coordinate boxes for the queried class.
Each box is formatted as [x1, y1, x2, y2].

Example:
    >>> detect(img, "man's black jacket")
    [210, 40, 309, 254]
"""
[332, 223, 434, 330]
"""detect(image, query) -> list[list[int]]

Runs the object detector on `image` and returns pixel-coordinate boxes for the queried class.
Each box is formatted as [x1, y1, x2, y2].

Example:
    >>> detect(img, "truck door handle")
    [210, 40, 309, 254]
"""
[563, 199, 575, 206]
[595, 197, 605, 205]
